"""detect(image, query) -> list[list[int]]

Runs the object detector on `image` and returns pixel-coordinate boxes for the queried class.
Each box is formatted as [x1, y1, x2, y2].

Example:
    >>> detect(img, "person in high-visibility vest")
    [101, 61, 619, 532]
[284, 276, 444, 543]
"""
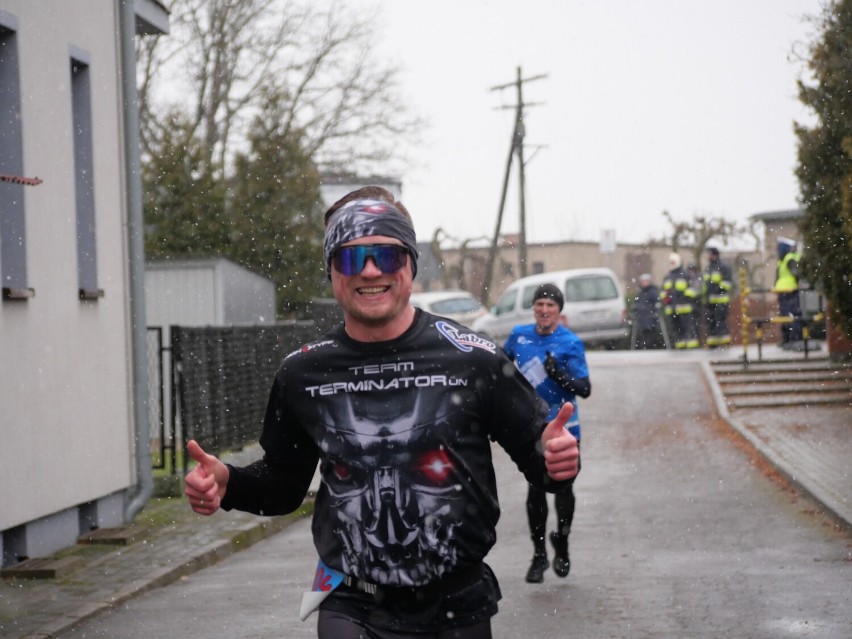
[773, 237, 803, 349]
[660, 253, 700, 349]
[702, 247, 733, 348]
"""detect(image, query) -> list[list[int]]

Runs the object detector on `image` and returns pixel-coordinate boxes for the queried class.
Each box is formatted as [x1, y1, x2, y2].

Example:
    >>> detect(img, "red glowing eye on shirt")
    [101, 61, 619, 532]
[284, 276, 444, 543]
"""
[334, 462, 351, 480]
[417, 449, 453, 483]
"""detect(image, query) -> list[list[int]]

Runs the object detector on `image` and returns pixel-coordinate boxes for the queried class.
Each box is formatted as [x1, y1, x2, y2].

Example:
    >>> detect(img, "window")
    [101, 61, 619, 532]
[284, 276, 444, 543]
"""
[563, 275, 618, 303]
[493, 288, 517, 316]
[71, 52, 102, 300]
[0, 17, 32, 300]
[521, 284, 544, 310]
[430, 296, 482, 315]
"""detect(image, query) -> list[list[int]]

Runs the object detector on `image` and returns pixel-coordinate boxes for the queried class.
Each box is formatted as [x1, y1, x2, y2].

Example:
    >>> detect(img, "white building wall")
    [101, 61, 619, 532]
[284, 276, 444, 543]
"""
[0, 3, 135, 541]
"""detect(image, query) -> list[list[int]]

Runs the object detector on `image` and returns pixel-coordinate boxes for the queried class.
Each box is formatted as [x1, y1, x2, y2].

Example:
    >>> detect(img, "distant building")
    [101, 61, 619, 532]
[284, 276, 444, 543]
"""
[0, 1, 169, 567]
[749, 208, 804, 260]
[319, 173, 402, 209]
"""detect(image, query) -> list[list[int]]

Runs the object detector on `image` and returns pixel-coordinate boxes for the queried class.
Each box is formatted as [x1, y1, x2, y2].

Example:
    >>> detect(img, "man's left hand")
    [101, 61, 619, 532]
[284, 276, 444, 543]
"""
[541, 402, 579, 481]
[544, 352, 560, 378]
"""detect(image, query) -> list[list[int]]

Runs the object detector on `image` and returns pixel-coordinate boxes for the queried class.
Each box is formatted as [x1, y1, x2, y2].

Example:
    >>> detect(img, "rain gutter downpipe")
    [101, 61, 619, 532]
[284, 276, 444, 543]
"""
[118, 0, 153, 522]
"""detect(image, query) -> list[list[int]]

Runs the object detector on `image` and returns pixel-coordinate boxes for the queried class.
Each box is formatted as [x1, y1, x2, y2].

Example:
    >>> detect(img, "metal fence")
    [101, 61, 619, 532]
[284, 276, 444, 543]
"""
[169, 322, 320, 473]
[146, 327, 167, 468]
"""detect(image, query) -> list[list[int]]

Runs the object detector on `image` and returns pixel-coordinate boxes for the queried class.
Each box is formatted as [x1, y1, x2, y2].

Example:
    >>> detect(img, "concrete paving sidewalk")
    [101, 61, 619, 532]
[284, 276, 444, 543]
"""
[1, 344, 849, 639]
[701, 342, 851, 531]
[0, 446, 300, 639]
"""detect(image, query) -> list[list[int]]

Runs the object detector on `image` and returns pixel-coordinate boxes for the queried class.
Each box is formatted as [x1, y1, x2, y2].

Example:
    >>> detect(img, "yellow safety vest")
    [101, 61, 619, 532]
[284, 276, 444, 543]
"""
[774, 252, 800, 293]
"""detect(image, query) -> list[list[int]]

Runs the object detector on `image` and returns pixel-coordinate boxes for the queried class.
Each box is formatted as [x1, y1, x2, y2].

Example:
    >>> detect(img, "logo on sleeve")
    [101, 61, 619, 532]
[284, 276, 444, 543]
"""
[436, 321, 496, 354]
[285, 339, 335, 359]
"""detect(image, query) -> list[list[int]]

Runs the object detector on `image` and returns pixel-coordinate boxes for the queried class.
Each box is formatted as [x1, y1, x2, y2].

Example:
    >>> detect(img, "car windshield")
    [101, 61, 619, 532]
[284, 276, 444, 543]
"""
[493, 289, 517, 315]
[431, 297, 482, 314]
[563, 275, 618, 302]
[521, 286, 539, 310]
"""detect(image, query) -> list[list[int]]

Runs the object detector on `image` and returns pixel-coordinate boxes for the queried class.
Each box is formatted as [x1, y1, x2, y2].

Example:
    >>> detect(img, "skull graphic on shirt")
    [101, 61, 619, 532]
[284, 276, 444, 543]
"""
[317, 393, 464, 586]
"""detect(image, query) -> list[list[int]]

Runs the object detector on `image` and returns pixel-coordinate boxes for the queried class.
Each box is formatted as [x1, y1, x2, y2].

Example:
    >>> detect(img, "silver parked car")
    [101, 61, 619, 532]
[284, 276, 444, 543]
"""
[409, 289, 488, 328]
[472, 268, 629, 348]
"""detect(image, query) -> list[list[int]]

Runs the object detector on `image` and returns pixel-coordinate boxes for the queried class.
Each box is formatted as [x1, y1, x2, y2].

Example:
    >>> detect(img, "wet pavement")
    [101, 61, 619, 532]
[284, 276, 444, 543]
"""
[1, 343, 849, 638]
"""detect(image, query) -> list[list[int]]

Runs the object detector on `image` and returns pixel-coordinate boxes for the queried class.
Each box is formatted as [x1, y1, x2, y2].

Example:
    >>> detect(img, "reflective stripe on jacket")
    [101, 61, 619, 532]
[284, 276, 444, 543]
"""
[660, 268, 696, 315]
[703, 261, 732, 304]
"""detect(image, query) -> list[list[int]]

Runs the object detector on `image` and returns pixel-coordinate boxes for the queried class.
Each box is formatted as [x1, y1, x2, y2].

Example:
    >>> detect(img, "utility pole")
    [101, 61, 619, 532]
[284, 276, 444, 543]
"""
[482, 66, 546, 303]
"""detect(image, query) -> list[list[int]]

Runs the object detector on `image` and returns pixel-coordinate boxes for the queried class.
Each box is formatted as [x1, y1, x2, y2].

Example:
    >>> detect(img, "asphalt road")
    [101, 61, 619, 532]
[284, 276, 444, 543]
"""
[58, 353, 852, 638]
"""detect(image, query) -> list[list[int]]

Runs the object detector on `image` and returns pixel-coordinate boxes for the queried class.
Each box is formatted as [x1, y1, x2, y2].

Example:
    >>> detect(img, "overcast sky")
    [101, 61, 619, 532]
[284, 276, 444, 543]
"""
[347, 0, 822, 248]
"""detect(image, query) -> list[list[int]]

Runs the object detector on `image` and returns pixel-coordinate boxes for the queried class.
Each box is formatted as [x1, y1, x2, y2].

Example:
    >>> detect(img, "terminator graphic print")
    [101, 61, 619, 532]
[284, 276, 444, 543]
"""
[254, 310, 551, 588]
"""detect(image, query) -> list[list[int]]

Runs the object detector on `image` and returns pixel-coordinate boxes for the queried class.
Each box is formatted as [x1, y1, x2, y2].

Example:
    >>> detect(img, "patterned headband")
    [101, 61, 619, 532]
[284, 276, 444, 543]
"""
[323, 199, 418, 278]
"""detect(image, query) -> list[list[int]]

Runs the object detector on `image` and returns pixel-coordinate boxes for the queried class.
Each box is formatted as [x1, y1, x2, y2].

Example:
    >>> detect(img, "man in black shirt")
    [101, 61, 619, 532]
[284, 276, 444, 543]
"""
[184, 186, 579, 639]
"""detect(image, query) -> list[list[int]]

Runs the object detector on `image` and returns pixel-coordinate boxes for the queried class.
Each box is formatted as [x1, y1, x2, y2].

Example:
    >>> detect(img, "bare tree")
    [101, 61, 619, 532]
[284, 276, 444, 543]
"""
[430, 228, 454, 290]
[660, 210, 746, 269]
[136, 0, 422, 177]
[431, 228, 491, 295]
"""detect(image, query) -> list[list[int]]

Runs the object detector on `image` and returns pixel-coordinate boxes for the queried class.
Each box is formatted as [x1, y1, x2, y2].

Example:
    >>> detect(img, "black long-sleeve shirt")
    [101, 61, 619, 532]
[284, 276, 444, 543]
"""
[221, 309, 567, 631]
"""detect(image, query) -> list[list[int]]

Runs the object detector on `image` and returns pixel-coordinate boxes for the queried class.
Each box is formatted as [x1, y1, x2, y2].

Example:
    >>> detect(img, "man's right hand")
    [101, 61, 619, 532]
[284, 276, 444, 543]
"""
[184, 440, 229, 516]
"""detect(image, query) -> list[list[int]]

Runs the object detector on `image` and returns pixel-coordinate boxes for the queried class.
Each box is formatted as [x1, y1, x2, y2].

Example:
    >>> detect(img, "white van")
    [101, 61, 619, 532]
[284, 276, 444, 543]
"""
[472, 267, 629, 348]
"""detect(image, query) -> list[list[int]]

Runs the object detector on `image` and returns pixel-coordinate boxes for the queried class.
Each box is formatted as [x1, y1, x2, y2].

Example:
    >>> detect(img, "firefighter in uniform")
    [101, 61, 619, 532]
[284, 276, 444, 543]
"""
[773, 237, 803, 349]
[686, 262, 704, 345]
[702, 247, 732, 348]
[660, 253, 700, 349]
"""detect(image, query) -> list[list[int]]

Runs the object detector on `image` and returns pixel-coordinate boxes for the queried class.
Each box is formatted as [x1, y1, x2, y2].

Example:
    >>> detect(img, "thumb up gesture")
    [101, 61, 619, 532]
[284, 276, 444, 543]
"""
[541, 402, 579, 481]
[184, 440, 229, 515]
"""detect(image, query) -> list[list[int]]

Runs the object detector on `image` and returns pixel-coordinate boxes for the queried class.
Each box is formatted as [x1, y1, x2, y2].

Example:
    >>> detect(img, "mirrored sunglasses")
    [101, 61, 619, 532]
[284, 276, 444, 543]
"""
[331, 244, 409, 276]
